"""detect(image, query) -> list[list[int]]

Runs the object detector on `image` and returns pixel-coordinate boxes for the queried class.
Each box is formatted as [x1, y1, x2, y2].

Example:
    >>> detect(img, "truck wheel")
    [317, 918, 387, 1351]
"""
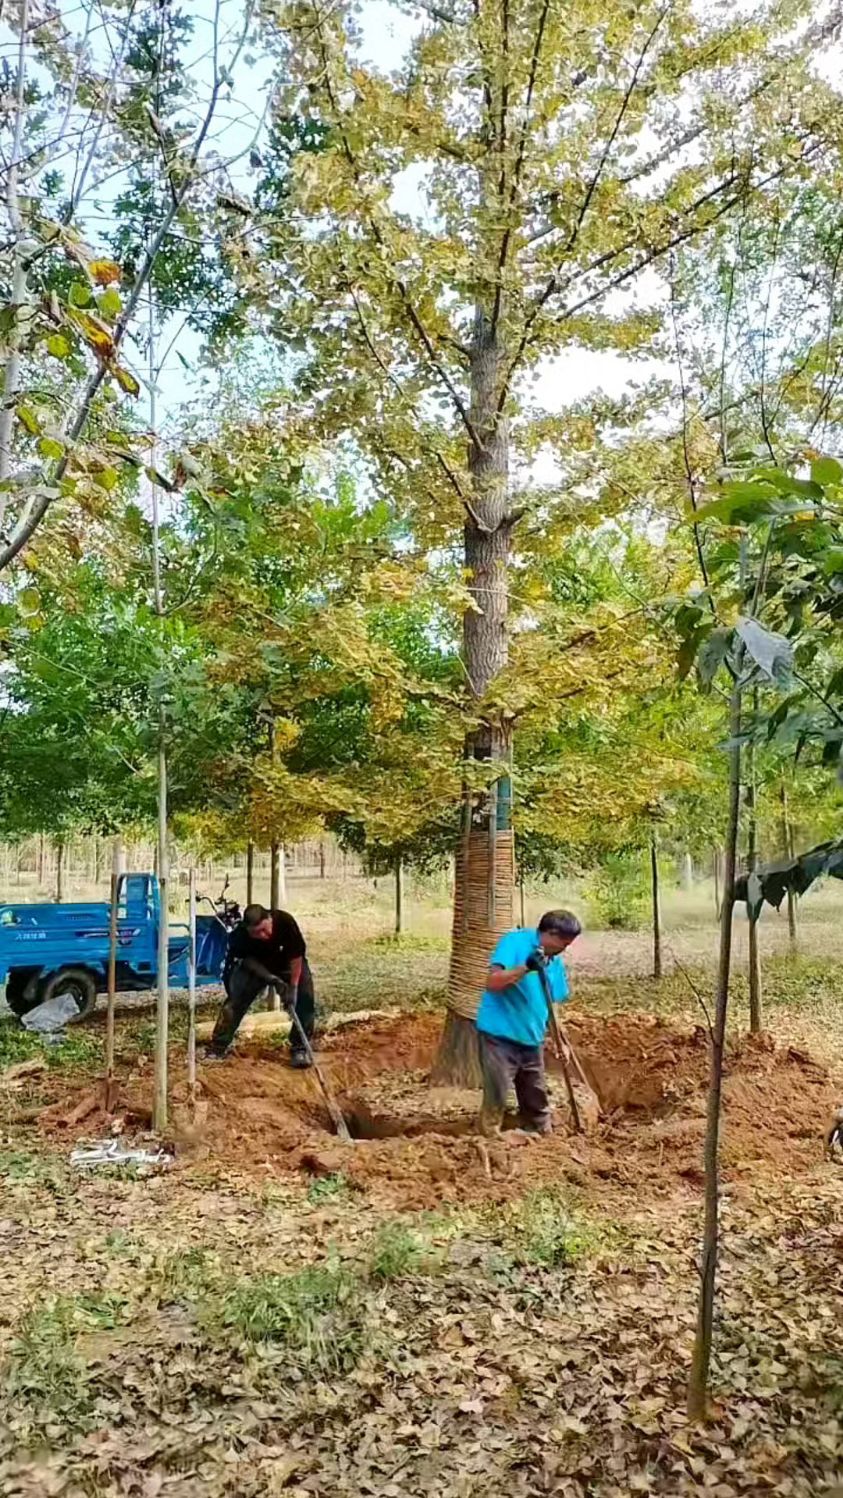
[36, 968, 98, 1021]
[5, 970, 41, 1017]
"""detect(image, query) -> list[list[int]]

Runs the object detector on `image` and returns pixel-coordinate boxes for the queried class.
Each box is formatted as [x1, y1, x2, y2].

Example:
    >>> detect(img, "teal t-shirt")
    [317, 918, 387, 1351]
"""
[476, 927, 569, 1048]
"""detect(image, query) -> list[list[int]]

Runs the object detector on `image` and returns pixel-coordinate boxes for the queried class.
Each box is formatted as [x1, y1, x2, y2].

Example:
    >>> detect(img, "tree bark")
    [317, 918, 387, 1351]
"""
[747, 727, 762, 1033]
[713, 846, 722, 924]
[105, 839, 124, 1112]
[319, 840, 326, 879]
[270, 842, 280, 908]
[277, 844, 287, 905]
[434, 304, 515, 1083]
[651, 835, 662, 980]
[688, 679, 742, 1421]
[780, 783, 798, 951]
[55, 839, 64, 903]
[246, 842, 255, 906]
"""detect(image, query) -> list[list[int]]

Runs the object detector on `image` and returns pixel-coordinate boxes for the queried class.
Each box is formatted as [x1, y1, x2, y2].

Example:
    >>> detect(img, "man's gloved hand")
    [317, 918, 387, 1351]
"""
[274, 981, 297, 1014]
[525, 950, 547, 973]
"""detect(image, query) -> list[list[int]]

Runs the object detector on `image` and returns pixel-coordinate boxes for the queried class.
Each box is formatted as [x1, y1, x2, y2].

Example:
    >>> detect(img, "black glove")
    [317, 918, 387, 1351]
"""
[274, 981, 296, 1013]
[525, 950, 547, 972]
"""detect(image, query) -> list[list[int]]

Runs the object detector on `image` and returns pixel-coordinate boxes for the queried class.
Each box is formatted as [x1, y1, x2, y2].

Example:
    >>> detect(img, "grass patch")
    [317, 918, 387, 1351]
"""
[366, 932, 450, 954]
[307, 1171, 353, 1204]
[0, 1017, 103, 1073]
[491, 1188, 606, 1268]
[368, 1221, 433, 1281]
[8, 1291, 125, 1431]
[209, 1263, 365, 1373]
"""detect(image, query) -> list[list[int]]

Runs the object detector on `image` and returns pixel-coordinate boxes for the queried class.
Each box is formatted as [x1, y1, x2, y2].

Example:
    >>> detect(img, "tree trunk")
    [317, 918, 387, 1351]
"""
[713, 846, 722, 923]
[680, 851, 694, 892]
[278, 844, 287, 905]
[319, 840, 326, 879]
[246, 842, 255, 906]
[395, 857, 404, 936]
[747, 727, 762, 1033]
[433, 305, 515, 1084]
[688, 679, 743, 1421]
[780, 783, 798, 951]
[651, 835, 662, 980]
[519, 870, 526, 930]
[270, 842, 280, 908]
[55, 839, 64, 903]
[37, 833, 45, 887]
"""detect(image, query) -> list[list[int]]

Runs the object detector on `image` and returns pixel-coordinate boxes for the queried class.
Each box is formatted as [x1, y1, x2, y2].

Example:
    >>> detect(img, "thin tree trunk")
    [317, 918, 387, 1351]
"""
[149, 290, 169, 1136]
[55, 840, 64, 903]
[519, 870, 526, 930]
[246, 842, 254, 906]
[680, 851, 694, 892]
[713, 846, 722, 923]
[651, 835, 662, 980]
[319, 840, 326, 879]
[38, 833, 45, 887]
[187, 868, 197, 1112]
[278, 844, 287, 905]
[0, 0, 32, 538]
[747, 721, 762, 1033]
[269, 843, 281, 1011]
[688, 679, 743, 1421]
[105, 839, 124, 1112]
[780, 783, 798, 951]
[395, 857, 404, 936]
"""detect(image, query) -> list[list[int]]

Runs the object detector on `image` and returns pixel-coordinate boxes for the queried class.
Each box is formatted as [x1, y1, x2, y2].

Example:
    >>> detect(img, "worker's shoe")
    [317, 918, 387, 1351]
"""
[201, 1046, 231, 1064]
[290, 1048, 312, 1070]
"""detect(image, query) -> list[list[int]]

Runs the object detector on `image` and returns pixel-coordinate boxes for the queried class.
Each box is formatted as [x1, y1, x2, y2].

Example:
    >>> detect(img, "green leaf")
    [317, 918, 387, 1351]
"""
[17, 587, 41, 616]
[98, 288, 122, 320]
[37, 437, 64, 460]
[69, 282, 92, 308]
[46, 333, 71, 359]
[811, 457, 843, 487]
[697, 627, 733, 687]
[92, 466, 119, 491]
[16, 406, 40, 436]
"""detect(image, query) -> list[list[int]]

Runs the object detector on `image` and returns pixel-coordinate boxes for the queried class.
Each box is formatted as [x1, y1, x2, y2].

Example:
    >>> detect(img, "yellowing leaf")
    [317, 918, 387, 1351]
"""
[112, 362, 140, 396]
[89, 259, 122, 286]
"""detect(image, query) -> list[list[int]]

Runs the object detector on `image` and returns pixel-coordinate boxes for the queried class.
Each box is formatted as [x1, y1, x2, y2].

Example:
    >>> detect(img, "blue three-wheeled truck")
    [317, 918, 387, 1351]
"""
[0, 873, 228, 1020]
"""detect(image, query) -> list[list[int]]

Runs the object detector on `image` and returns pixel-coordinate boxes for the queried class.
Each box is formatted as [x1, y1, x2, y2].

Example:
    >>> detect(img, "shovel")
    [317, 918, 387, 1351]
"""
[535, 962, 601, 1133]
[286, 1002, 352, 1144]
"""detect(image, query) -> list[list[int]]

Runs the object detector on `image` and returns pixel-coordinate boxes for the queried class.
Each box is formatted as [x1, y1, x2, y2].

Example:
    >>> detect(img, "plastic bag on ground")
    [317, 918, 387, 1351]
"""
[21, 994, 79, 1034]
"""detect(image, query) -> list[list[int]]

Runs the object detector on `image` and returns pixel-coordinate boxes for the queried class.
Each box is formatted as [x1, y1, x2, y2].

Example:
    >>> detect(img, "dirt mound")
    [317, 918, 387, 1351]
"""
[32, 1010, 842, 1210]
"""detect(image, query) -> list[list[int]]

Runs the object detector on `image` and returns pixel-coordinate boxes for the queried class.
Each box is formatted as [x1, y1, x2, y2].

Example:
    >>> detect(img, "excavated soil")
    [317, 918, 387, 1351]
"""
[32, 1008, 842, 1210]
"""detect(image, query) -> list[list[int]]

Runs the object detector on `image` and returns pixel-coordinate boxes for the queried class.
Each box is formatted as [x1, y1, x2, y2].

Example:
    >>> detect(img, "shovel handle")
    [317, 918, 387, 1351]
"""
[536, 964, 583, 1134]
[288, 1006, 353, 1144]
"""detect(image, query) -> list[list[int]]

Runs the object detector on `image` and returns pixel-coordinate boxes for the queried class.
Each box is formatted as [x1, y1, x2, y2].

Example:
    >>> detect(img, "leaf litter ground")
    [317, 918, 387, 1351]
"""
[2, 999, 843, 1496]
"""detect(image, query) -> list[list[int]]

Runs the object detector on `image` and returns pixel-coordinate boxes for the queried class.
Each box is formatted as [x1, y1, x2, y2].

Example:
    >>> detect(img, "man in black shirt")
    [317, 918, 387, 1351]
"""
[206, 904, 316, 1067]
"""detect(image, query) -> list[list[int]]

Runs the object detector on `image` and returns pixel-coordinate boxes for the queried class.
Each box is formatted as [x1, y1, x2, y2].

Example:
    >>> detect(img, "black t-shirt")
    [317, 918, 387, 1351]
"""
[225, 910, 306, 980]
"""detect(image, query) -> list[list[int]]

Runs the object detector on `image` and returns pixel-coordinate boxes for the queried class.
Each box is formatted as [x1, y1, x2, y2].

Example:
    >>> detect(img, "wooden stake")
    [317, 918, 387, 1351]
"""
[651, 834, 663, 980]
[104, 838, 124, 1112]
[394, 856, 403, 936]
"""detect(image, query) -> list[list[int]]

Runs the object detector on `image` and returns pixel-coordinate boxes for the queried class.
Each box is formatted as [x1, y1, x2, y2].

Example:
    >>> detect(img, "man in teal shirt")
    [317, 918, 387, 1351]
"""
[476, 909, 581, 1136]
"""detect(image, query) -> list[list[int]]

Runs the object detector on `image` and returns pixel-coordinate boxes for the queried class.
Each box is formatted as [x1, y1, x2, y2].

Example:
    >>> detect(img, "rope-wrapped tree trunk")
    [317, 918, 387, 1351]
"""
[432, 300, 517, 1084]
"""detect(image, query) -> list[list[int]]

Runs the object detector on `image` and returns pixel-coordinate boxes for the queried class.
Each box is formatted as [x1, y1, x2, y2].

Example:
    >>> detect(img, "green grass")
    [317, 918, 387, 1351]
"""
[0, 1017, 103, 1072]
[210, 1263, 365, 1373]
[8, 1291, 126, 1432]
[368, 1221, 433, 1280]
[307, 1171, 354, 1204]
[490, 1188, 607, 1269]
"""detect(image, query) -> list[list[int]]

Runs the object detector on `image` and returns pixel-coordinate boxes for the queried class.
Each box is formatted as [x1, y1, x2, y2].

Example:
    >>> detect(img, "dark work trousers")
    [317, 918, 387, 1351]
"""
[209, 958, 316, 1056]
[478, 1030, 551, 1136]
